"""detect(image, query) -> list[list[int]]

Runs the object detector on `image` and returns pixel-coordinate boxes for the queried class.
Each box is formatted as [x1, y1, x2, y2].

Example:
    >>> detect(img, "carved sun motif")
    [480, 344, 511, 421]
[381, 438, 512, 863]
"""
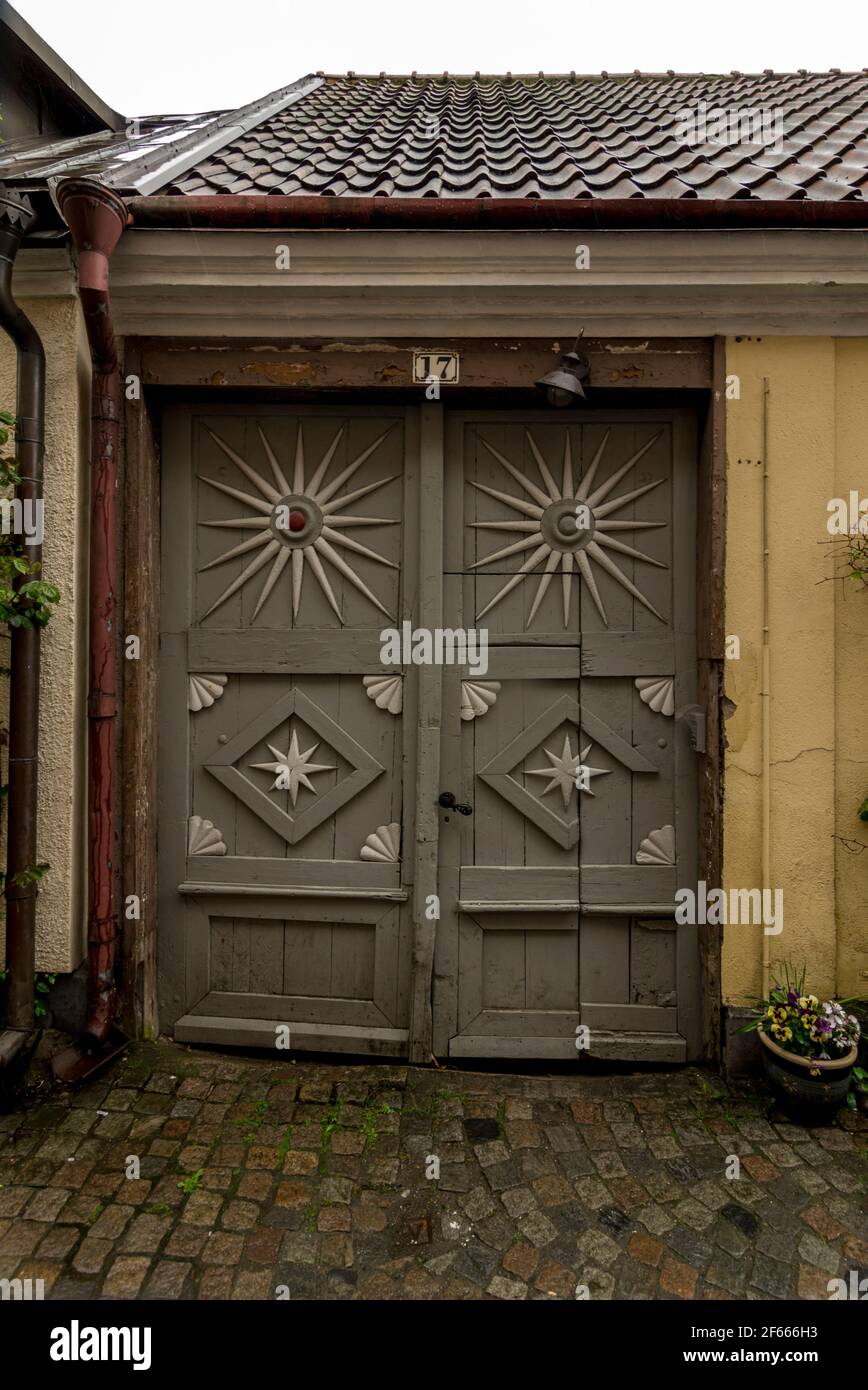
[249, 728, 335, 805]
[472, 429, 668, 628]
[526, 733, 610, 811]
[199, 424, 398, 623]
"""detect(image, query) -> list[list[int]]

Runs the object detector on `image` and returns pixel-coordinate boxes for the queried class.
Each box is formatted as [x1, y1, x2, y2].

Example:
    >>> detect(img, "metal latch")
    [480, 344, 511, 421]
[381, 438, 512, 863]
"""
[675, 703, 706, 754]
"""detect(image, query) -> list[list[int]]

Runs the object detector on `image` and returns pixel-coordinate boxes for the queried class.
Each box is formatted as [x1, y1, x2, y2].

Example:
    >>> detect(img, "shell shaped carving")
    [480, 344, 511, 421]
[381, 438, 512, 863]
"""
[188, 815, 227, 856]
[363, 674, 403, 715]
[636, 824, 676, 865]
[360, 822, 401, 862]
[635, 676, 675, 718]
[460, 679, 501, 722]
[189, 674, 228, 712]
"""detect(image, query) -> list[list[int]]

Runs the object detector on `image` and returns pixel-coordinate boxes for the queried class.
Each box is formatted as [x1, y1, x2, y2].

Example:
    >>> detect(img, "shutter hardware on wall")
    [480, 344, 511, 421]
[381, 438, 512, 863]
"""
[675, 704, 706, 753]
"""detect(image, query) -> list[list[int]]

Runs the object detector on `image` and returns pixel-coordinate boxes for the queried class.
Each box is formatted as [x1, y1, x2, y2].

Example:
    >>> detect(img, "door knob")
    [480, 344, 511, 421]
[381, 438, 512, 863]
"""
[438, 791, 473, 816]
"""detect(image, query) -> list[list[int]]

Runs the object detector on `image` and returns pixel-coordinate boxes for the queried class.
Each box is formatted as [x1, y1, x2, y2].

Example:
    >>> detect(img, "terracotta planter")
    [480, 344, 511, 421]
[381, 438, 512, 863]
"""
[758, 1029, 857, 1123]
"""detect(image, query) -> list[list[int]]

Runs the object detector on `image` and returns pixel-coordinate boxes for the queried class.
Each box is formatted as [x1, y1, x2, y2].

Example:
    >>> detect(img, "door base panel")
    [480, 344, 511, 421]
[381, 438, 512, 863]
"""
[448, 1031, 687, 1062]
[585, 1031, 687, 1063]
[174, 1014, 409, 1057]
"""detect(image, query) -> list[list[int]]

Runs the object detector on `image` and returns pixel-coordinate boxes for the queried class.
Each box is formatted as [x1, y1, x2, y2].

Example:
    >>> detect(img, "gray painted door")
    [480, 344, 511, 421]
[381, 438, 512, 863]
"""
[159, 403, 700, 1063]
[159, 405, 419, 1055]
[432, 411, 700, 1062]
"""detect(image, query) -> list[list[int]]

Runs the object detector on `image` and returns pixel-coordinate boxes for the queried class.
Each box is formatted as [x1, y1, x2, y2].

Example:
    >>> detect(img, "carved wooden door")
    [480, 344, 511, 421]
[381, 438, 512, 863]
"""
[159, 403, 701, 1063]
[433, 411, 700, 1061]
[159, 405, 419, 1055]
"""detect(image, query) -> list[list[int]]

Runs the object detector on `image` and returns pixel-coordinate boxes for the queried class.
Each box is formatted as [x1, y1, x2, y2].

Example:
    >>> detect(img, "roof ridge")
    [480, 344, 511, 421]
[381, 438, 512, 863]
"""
[315, 70, 868, 81]
[109, 74, 323, 195]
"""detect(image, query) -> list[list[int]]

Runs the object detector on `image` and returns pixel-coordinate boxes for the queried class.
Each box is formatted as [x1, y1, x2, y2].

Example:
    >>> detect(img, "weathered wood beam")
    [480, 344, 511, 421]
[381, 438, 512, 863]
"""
[136, 337, 713, 392]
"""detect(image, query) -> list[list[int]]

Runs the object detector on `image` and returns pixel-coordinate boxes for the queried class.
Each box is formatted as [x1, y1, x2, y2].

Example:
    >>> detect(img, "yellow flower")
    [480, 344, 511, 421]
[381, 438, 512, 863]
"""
[779, 1027, 793, 1042]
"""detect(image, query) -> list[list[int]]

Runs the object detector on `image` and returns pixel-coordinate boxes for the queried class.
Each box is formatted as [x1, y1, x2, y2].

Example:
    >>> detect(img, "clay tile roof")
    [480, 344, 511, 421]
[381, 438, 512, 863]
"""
[2, 71, 867, 210]
[165, 72, 868, 201]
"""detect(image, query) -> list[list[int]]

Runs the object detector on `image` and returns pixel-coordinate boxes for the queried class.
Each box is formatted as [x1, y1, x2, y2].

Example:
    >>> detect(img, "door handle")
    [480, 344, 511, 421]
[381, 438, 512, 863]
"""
[438, 791, 473, 816]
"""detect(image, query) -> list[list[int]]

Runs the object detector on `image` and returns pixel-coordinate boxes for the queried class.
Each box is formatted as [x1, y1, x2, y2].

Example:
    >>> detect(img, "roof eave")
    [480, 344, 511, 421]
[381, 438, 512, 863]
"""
[125, 194, 868, 230]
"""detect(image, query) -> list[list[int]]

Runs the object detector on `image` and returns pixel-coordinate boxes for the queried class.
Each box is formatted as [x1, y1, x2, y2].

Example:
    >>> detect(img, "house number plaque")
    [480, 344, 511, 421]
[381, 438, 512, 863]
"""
[413, 351, 460, 384]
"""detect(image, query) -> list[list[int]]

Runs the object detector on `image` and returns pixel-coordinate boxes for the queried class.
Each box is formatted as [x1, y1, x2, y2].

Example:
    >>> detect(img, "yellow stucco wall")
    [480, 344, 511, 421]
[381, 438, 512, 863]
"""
[0, 296, 89, 972]
[724, 337, 868, 1006]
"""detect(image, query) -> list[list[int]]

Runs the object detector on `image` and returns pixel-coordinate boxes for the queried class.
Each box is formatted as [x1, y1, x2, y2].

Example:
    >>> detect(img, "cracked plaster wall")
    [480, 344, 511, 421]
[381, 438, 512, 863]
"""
[724, 337, 868, 1005]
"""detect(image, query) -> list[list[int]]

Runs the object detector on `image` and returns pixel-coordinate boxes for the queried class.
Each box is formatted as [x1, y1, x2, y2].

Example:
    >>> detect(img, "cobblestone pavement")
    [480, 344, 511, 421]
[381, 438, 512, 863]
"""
[1, 1039, 866, 1301]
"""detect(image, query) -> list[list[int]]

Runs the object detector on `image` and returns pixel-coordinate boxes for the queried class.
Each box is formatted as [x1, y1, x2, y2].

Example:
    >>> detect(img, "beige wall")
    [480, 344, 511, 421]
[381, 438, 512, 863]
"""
[724, 337, 868, 1006]
[0, 295, 90, 972]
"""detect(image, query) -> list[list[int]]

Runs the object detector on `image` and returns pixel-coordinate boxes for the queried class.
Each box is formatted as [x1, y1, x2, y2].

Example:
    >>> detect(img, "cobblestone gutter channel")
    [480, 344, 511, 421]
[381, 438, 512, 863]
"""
[0, 1039, 866, 1301]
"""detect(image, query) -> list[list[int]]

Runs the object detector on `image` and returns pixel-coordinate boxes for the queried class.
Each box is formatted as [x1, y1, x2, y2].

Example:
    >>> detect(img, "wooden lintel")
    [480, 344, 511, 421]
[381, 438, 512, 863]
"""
[136, 337, 713, 392]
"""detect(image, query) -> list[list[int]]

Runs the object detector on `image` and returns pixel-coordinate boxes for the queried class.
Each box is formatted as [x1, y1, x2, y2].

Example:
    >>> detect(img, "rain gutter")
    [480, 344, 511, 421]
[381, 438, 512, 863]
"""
[126, 194, 868, 230]
[51, 178, 129, 1083]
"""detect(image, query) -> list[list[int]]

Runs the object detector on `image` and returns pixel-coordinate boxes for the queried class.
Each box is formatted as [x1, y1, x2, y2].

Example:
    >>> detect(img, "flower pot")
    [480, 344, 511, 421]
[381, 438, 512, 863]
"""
[758, 1029, 857, 1124]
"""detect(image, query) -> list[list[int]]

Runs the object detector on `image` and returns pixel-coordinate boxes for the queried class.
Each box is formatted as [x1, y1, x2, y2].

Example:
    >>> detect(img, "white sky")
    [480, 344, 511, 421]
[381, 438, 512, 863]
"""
[14, 0, 868, 115]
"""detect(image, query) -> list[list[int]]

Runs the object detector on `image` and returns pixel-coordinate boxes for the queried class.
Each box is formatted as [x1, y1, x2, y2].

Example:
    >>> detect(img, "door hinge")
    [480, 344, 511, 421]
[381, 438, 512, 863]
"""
[675, 703, 706, 754]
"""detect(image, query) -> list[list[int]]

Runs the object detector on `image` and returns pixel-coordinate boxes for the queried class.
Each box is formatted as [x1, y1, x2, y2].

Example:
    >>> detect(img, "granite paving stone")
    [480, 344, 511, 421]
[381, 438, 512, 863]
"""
[0, 1037, 864, 1301]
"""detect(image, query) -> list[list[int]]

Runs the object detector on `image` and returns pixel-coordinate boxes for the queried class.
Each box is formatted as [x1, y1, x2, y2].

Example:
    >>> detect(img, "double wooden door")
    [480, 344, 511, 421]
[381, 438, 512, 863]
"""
[159, 403, 700, 1061]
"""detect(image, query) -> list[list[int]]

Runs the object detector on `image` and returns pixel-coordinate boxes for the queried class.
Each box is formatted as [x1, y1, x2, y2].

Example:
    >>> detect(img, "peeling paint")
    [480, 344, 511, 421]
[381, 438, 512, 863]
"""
[608, 363, 644, 382]
[240, 360, 325, 384]
[320, 341, 404, 353]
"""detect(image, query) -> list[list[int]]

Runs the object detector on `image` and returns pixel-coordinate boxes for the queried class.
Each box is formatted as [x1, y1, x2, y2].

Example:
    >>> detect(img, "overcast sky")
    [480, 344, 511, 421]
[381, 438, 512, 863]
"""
[14, 0, 868, 115]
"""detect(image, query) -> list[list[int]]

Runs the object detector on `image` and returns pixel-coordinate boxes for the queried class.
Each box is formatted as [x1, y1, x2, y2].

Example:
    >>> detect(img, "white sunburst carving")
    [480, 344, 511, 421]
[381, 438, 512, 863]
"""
[636, 824, 676, 865]
[188, 673, 228, 712]
[363, 674, 403, 715]
[188, 815, 227, 856]
[360, 822, 401, 862]
[635, 676, 675, 717]
[460, 679, 501, 721]
[198, 423, 399, 624]
[471, 428, 668, 629]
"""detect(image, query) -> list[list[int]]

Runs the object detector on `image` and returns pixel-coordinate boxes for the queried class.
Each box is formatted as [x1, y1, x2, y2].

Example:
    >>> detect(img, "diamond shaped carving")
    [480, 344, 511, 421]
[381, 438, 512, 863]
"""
[478, 695, 658, 849]
[204, 687, 384, 846]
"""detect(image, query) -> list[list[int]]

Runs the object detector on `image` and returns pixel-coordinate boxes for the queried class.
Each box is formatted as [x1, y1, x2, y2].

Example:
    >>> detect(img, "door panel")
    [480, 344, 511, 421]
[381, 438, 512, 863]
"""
[158, 402, 702, 1064]
[433, 410, 699, 1062]
[159, 406, 418, 1055]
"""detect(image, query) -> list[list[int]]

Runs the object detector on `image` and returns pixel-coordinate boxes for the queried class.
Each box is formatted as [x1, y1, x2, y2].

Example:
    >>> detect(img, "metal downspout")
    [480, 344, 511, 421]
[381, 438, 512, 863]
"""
[51, 179, 128, 1082]
[761, 379, 772, 998]
[0, 187, 45, 1086]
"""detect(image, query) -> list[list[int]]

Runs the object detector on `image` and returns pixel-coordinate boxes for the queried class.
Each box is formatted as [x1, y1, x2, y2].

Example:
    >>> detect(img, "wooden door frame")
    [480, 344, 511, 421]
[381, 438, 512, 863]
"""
[119, 336, 725, 1062]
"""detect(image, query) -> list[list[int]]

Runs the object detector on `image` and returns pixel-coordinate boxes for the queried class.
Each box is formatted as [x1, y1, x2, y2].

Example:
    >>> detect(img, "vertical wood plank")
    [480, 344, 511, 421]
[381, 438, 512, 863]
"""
[408, 403, 444, 1062]
[696, 340, 726, 1061]
[121, 343, 160, 1036]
